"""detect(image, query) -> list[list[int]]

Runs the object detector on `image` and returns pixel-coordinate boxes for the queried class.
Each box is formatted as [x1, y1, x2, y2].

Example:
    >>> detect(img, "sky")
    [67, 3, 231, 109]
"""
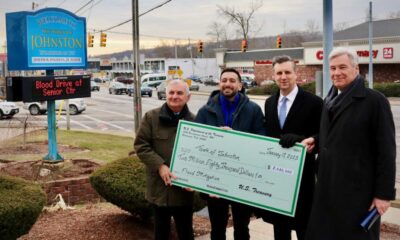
[0, 0, 399, 56]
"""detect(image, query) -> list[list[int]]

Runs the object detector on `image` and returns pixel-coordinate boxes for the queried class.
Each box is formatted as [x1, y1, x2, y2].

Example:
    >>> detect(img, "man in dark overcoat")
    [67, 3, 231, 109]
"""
[258, 55, 323, 240]
[134, 80, 195, 240]
[303, 47, 396, 240]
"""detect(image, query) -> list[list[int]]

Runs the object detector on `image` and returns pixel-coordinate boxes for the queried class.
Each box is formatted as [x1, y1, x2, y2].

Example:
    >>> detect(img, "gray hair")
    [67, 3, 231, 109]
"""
[328, 47, 359, 67]
[165, 79, 190, 95]
[272, 55, 296, 71]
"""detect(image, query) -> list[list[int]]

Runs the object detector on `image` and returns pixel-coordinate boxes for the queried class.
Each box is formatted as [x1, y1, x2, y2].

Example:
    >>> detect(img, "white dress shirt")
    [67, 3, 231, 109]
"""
[278, 85, 299, 117]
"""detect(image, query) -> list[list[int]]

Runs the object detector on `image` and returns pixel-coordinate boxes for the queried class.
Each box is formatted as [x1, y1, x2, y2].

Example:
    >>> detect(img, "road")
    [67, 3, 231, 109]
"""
[5, 86, 264, 133]
[1, 85, 399, 196]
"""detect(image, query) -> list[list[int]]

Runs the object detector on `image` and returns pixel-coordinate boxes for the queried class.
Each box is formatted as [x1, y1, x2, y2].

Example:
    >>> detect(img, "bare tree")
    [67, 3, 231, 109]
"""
[387, 10, 400, 19]
[217, 0, 263, 41]
[305, 19, 320, 35]
[207, 21, 228, 47]
[334, 22, 349, 32]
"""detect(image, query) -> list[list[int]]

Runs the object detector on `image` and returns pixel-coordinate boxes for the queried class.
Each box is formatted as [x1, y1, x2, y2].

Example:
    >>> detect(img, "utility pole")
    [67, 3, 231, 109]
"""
[132, 0, 141, 133]
[368, 1, 373, 89]
[188, 38, 194, 76]
[322, 0, 333, 97]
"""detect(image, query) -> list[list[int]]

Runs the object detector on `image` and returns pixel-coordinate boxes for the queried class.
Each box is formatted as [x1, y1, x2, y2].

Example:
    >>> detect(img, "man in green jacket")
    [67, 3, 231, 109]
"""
[134, 79, 195, 240]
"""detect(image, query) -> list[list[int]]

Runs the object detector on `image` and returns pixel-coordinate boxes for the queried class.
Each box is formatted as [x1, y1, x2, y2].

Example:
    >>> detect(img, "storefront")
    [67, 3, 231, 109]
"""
[216, 18, 400, 84]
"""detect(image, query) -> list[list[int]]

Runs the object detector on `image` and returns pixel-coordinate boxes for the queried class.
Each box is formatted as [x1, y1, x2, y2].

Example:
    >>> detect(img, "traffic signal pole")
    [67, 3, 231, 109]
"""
[322, 0, 333, 97]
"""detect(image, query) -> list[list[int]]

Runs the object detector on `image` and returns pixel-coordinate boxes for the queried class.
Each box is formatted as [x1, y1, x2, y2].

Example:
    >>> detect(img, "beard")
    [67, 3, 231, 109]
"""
[222, 87, 238, 99]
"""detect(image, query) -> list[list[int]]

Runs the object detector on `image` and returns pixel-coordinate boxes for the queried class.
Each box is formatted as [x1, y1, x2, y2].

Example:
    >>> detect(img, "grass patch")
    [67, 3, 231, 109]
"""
[0, 130, 134, 164]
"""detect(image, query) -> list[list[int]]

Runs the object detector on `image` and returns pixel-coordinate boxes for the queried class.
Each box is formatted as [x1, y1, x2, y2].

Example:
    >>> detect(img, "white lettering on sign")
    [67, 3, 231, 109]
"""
[32, 57, 82, 63]
[383, 48, 393, 59]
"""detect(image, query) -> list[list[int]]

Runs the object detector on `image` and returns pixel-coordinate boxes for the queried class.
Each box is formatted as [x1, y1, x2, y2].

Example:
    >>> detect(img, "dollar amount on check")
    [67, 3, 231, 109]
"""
[170, 120, 306, 217]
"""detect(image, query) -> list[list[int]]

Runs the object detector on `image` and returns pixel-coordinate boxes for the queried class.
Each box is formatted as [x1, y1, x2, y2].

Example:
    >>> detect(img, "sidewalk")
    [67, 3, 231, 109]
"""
[195, 207, 400, 240]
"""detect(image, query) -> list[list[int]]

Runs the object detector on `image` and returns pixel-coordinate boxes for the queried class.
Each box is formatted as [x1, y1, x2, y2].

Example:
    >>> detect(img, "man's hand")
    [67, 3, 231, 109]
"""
[158, 164, 176, 186]
[279, 134, 305, 148]
[370, 198, 391, 215]
[220, 126, 232, 131]
[301, 137, 315, 153]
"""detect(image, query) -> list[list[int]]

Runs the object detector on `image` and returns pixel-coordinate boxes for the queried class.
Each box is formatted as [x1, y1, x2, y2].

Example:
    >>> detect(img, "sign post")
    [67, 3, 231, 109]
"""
[45, 69, 62, 161]
[6, 8, 88, 162]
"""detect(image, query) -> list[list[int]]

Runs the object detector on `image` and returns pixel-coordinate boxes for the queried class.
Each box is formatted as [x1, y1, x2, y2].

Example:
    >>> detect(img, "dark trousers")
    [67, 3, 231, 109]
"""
[273, 223, 306, 240]
[153, 205, 194, 240]
[207, 198, 252, 240]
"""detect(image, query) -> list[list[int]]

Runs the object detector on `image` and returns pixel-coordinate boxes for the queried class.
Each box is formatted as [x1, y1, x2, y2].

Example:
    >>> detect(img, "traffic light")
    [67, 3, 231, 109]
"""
[100, 32, 107, 47]
[241, 39, 248, 52]
[197, 40, 203, 53]
[88, 33, 94, 47]
[276, 35, 282, 48]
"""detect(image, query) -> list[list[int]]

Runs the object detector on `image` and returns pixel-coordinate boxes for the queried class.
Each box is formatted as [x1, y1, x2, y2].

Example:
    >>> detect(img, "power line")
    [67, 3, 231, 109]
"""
[87, 28, 194, 41]
[97, 0, 172, 33]
[80, 0, 104, 14]
[75, 0, 94, 14]
[56, 0, 68, 7]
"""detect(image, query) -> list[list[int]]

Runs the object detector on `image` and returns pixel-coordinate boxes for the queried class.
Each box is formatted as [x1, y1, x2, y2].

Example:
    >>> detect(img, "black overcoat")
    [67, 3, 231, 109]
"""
[260, 87, 323, 230]
[306, 77, 396, 240]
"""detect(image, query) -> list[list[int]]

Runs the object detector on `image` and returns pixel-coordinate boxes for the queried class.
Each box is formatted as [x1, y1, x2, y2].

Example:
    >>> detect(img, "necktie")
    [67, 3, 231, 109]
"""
[279, 97, 287, 128]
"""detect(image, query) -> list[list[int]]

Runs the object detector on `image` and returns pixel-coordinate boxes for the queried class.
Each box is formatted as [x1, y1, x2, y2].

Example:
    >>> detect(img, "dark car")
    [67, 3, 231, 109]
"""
[128, 82, 153, 97]
[188, 75, 202, 83]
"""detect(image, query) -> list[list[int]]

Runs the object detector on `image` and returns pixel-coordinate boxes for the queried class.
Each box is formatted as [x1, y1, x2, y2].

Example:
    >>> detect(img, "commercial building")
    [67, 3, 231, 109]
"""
[110, 57, 218, 80]
[216, 18, 400, 84]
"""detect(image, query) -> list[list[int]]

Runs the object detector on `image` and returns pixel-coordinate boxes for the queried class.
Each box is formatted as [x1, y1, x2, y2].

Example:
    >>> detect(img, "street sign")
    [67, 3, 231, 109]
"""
[6, 8, 87, 70]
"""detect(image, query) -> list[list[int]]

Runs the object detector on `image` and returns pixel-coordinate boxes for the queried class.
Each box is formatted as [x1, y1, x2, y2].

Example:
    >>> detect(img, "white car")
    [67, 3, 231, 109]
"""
[23, 99, 86, 115]
[0, 100, 19, 119]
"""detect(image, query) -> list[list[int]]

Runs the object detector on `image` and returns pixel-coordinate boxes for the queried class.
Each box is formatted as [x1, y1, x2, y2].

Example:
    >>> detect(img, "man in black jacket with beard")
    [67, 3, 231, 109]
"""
[195, 68, 265, 240]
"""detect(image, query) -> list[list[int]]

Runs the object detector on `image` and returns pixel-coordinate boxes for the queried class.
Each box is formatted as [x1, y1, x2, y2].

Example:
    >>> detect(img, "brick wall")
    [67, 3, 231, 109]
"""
[359, 64, 400, 83]
[43, 176, 102, 205]
[254, 64, 322, 84]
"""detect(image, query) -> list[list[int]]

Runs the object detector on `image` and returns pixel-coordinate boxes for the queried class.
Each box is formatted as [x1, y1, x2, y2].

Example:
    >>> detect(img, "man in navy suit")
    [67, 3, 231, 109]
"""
[259, 55, 323, 240]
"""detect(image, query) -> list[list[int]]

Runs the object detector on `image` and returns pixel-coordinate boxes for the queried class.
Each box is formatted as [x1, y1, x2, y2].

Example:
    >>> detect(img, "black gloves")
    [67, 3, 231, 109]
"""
[279, 134, 305, 148]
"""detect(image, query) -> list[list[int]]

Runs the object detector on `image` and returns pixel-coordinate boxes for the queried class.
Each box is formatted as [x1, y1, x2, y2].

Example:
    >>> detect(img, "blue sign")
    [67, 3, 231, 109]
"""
[6, 8, 87, 70]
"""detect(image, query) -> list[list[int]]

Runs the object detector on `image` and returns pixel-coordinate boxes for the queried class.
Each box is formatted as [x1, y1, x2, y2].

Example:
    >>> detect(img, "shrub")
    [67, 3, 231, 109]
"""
[246, 83, 279, 95]
[90, 157, 151, 221]
[301, 81, 316, 94]
[0, 174, 46, 239]
[373, 82, 400, 97]
[90, 156, 206, 222]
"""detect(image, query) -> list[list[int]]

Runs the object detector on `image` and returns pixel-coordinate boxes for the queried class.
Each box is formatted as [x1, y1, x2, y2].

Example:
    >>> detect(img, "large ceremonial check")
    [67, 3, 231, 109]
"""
[170, 120, 306, 217]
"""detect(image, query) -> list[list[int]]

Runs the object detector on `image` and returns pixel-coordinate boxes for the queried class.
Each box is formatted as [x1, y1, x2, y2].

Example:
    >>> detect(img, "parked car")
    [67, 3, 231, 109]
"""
[156, 81, 167, 100]
[203, 79, 219, 86]
[109, 77, 133, 95]
[23, 99, 86, 115]
[187, 75, 202, 83]
[91, 81, 100, 91]
[109, 81, 127, 94]
[0, 100, 19, 119]
[92, 77, 103, 83]
[189, 82, 200, 91]
[128, 82, 153, 97]
[141, 73, 167, 88]
[241, 74, 256, 88]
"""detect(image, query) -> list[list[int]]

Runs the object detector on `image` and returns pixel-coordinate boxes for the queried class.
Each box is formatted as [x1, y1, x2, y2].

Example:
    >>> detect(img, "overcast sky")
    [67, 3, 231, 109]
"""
[0, 0, 399, 55]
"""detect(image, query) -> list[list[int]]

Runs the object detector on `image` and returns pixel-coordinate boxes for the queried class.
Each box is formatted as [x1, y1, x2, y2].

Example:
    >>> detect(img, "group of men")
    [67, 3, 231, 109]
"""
[134, 47, 396, 240]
